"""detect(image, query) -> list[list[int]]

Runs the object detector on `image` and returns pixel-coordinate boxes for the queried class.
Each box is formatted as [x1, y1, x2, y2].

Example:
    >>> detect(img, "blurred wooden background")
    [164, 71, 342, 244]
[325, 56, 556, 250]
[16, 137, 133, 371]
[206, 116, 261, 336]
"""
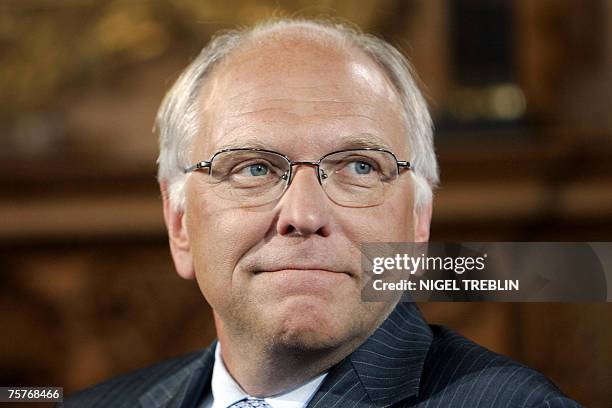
[0, 1, 611, 407]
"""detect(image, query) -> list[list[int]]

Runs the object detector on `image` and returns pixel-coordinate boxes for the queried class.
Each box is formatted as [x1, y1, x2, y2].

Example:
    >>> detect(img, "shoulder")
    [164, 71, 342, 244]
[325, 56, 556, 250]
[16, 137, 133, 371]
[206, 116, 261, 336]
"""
[59, 350, 206, 408]
[417, 325, 582, 407]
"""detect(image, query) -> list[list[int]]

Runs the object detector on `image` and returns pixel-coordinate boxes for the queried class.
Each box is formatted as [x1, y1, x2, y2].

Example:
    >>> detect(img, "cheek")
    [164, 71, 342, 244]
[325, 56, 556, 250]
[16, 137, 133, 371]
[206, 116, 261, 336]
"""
[182, 184, 242, 299]
[337, 184, 416, 243]
[347, 209, 414, 243]
[185, 192, 273, 298]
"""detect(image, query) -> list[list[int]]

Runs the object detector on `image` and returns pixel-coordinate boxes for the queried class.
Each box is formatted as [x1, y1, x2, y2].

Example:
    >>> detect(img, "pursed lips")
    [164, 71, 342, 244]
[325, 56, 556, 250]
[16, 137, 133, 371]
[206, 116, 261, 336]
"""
[253, 266, 354, 278]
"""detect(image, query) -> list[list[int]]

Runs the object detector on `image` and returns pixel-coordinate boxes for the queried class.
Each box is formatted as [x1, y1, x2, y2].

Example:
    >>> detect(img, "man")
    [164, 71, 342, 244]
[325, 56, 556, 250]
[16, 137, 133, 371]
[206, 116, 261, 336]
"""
[63, 18, 581, 407]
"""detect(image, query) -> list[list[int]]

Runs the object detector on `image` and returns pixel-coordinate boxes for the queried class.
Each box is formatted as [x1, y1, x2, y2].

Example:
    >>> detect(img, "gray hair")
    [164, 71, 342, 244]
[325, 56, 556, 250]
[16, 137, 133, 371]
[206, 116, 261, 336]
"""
[156, 18, 439, 211]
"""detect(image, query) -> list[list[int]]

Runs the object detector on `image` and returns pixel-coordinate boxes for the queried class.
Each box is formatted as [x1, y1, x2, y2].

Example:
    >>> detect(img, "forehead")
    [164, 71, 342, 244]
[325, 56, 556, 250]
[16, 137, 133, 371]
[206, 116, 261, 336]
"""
[194, 30, 407, 159]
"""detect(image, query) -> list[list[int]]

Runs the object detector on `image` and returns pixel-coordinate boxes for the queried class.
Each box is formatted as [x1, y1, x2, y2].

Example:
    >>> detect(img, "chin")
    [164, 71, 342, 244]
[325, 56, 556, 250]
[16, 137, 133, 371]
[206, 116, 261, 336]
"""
[269, 297, 354, 351]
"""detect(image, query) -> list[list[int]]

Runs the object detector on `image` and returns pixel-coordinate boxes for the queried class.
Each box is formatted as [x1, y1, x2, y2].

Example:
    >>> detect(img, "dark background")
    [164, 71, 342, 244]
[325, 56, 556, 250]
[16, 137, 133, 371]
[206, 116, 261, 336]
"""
[1, 1, 610, 407]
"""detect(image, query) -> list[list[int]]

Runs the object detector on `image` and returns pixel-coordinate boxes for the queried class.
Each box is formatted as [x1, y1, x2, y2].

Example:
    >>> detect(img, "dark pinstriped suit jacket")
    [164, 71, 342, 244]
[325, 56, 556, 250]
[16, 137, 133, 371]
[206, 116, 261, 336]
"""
[61, 303, 582, 407]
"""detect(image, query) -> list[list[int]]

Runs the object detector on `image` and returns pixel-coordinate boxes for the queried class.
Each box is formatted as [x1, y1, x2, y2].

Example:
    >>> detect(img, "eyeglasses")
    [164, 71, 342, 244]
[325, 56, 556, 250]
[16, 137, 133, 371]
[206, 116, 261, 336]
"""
[184, 148, 412, 208]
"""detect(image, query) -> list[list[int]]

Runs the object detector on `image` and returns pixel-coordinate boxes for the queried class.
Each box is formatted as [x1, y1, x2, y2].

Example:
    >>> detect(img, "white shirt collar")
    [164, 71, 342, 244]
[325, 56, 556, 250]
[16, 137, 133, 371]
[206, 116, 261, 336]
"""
[208, 343, 327, 408]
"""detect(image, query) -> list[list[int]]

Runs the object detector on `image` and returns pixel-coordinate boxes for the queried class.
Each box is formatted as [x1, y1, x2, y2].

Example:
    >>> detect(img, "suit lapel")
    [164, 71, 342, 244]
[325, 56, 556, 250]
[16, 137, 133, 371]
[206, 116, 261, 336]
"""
[305, 359, 372, 408]
[307, 303, 433, 408]
[139, 342, 216, 408]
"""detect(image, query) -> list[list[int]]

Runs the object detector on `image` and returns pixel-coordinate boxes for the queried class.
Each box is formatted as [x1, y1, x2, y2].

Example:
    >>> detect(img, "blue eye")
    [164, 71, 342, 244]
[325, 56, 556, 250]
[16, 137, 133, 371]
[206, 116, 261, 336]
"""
[249, 164, 269, 176]
[350, 161, 372, 175]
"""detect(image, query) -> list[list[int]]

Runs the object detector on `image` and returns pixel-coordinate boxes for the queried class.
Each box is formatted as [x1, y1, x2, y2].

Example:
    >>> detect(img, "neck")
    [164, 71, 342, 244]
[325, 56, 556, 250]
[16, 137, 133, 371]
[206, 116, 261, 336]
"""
[214, 314, 363, 397]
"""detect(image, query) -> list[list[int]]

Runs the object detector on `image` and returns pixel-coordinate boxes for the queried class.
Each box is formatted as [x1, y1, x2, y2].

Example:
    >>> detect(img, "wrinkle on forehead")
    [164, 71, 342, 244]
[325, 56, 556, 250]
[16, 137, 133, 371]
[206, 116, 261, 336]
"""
[226, 99, 380, 122]
[224, 84, 351, 105]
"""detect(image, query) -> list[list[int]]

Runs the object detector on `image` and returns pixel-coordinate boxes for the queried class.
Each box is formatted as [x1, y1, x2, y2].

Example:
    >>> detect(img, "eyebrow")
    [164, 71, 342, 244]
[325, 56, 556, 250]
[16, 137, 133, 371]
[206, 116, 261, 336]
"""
[216, 133, 395, 153]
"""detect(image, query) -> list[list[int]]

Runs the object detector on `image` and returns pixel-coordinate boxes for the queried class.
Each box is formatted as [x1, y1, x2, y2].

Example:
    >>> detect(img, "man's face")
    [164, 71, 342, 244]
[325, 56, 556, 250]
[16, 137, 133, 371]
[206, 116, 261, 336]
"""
[177, 34, 427, 351]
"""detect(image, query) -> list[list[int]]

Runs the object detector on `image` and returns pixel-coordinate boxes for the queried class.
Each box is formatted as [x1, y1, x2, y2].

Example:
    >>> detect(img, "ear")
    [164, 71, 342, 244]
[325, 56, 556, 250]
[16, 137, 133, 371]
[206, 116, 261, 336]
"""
[160, 181, 195, 280]
[414, 201, 433, 242]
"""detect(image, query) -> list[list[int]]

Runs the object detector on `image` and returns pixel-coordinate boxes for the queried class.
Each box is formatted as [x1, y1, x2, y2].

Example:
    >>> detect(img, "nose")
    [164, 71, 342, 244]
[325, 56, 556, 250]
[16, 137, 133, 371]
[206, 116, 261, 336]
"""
[275, 165, 332, 237]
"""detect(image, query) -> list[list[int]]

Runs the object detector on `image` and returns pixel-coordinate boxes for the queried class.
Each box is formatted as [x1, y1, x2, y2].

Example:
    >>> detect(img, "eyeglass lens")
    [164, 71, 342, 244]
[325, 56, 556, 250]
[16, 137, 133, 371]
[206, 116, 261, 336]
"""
[204, 150, 400, 208]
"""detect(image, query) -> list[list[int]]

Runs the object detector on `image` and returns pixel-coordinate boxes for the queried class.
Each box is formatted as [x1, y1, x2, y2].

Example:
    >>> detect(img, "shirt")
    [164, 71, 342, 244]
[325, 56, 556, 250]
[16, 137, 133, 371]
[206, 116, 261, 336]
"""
[201, 343, 328, 408]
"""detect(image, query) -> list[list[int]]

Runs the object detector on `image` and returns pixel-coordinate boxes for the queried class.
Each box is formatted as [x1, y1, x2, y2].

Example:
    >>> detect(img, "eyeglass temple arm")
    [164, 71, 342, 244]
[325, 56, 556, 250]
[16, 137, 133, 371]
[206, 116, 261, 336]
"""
[184, 161, 211, 174]
[397, 161, 412, 170]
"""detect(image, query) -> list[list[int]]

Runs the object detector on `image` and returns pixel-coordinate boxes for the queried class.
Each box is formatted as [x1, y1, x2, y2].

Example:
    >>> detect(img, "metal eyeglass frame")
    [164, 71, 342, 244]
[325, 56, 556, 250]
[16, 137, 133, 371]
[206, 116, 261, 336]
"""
[183, 147, 413, 187]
